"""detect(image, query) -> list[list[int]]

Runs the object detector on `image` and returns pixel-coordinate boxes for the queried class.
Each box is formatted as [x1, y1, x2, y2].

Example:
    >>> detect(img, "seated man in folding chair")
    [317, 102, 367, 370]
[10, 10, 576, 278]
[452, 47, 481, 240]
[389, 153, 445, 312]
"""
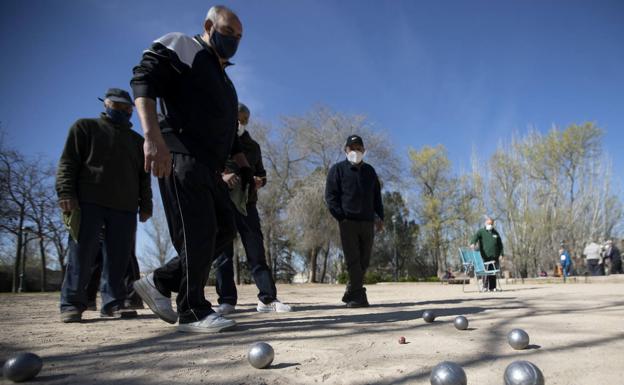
[470, 217, 504, 291]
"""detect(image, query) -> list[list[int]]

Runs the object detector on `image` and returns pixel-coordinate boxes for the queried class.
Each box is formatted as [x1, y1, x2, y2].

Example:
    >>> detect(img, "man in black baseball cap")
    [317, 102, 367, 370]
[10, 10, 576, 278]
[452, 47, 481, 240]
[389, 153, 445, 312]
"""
[56, 88, 152, 322]
[325, 134, 384, 307]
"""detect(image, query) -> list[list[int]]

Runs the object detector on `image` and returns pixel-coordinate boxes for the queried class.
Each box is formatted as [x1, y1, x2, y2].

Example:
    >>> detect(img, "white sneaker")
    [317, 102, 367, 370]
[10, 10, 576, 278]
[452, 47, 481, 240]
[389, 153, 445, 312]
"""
[133, 273, 178, 324]
[177, 313, 237, 333]
[257, 300, 292, 313]
[215, 303, 235, 315]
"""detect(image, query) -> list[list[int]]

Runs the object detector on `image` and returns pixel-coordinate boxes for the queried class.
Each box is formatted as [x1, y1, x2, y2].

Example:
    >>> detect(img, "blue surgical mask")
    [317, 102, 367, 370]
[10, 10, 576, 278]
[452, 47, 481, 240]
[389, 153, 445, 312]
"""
[209, 28, 239, 59]
[106, 107, 131, 124]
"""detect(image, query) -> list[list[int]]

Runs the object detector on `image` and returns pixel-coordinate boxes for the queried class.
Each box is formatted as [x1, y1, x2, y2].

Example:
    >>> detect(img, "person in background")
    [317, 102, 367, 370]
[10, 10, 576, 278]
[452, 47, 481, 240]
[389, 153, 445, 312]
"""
[325, 135, 384, 308]
[214, 103, 292, 314]
[603, 240, 622, 274]
[583, 241, 603, 276]
[56, 88, 152, 323]
[470, 217, 504, 291]
[559, 245, 572, 281]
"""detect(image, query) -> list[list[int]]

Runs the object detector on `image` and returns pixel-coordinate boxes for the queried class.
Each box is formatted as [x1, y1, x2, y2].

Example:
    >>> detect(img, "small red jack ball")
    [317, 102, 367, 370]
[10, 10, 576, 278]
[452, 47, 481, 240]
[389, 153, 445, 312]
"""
[398, 336, 406, 344]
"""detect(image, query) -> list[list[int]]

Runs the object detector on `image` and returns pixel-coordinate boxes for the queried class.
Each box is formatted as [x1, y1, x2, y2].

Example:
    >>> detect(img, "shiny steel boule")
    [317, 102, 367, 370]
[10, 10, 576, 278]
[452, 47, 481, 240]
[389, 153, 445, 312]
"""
[2, 352, 43, 383]
[454, 316, 469, 330]
[423, 310, 436, 323]
[247, 342, 274, 369]
[430, 361, 467, 385]
[507, 329, 530, 350]
[503, 360, 544, 385]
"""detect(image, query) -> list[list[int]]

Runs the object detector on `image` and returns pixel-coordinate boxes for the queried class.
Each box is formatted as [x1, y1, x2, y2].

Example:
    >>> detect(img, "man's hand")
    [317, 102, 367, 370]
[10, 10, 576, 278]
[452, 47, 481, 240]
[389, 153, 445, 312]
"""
[135, 97, 171, 178]
[375, 219, 384, 232]
[59, 198, 78, 213]
[239, 166, 255, 193]
[144, 137, 171, 178]
[139, 211, 152, 223]
[254, 176, 265, 189]
[222, 172, 240, 189]
[470, 243, 476, 250]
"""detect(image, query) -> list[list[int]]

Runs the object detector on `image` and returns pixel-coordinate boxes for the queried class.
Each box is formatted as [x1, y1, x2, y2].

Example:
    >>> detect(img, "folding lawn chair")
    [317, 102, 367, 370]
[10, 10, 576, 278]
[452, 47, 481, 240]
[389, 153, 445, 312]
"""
[458, 247, 502, 292]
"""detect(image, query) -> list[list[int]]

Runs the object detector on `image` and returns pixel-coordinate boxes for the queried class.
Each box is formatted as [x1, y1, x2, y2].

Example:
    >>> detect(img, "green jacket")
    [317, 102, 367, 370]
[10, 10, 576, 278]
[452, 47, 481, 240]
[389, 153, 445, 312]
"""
[470, 227, 504, 261]
[55, 113, 152, 215]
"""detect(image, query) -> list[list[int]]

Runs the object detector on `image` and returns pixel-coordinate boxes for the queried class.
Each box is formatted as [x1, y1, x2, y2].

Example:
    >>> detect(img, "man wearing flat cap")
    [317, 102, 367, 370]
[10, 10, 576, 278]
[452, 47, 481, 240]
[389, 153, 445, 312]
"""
[56, 88, 152, 323]
[325, 135, 384, 308]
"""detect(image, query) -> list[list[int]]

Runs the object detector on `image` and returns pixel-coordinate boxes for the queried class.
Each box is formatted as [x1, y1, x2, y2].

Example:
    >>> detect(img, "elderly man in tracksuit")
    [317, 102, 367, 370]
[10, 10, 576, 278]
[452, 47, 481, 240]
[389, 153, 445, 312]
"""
[470, 217, 504, 291]
[130, 5, 254, 333]
[325, 135, 384, 308]
[213, 103, 292, 314]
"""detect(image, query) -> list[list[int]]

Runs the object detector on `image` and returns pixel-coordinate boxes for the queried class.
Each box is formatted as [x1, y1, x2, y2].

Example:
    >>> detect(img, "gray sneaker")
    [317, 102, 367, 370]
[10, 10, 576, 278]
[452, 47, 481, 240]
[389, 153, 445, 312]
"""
[133, 273, 178, 324]
[215, 303, 236, 315]
[177, 313, 236, 333]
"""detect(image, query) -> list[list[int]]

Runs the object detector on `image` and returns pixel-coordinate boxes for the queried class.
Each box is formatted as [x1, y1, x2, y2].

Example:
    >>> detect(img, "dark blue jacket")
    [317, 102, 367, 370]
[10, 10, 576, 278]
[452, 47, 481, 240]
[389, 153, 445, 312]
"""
[325, 160, 384, 222]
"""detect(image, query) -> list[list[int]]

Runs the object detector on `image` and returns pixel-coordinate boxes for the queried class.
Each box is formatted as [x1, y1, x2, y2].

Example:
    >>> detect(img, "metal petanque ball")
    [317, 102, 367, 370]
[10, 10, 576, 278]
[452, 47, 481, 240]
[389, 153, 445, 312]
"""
[504, 360, 544, 385]
[454, 316, 469, 330]
[3, 352, 43, 383]
[430, 361, 467, 385]
[507, 329, 530, 350]
[247, 342, 274, 369]
[423, 310, 436, 323]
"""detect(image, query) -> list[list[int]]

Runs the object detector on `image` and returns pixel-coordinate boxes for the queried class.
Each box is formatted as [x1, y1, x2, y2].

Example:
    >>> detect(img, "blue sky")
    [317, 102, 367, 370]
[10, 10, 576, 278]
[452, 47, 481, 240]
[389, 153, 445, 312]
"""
[1, 0, 623, 264]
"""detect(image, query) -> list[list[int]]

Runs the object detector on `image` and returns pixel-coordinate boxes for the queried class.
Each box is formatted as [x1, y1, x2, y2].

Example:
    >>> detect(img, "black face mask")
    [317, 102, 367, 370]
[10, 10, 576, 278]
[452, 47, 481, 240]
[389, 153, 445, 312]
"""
[106, 107, 131, 125]
[209, 28, 239, 59]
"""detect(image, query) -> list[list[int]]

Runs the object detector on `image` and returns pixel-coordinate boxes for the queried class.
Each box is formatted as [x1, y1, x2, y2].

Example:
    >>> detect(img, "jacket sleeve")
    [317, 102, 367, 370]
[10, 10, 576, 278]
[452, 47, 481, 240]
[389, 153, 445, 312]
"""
[230, 134, 243, 156]
[373, 174, 384, 220]
[470, 230, 480, 246]
[130, 38, 178, 101]
[497, 232, 504, 256]
[137, 138, 153, 215]
[325, 164, 344, 221]
[55, 121, 85, 200]
[255, 143, 267, 186]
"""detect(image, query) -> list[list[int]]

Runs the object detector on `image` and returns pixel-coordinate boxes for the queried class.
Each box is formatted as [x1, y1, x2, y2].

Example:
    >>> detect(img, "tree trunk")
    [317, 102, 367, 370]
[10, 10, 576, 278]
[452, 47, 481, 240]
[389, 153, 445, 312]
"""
[233, 246, 240, 285]
[320, 242, 331, 283]
[308, 247, 318, 283]
[12, 210, 25, 293]
[39, 236, 47, 292]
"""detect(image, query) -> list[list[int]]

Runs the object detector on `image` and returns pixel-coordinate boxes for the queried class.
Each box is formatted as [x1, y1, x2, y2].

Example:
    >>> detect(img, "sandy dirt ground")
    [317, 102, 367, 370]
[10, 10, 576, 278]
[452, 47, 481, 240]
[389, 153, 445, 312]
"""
[1, 280, 623, 385]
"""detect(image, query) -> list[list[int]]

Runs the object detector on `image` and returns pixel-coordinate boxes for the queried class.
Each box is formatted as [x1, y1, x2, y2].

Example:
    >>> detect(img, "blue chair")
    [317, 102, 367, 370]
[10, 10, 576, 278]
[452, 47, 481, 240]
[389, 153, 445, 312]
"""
[458, 247, 502, 292]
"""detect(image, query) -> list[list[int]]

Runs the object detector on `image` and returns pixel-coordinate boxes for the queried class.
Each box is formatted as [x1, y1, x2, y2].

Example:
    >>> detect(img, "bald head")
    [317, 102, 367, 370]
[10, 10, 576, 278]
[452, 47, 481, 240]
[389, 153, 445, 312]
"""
[203, 5, 242, 48]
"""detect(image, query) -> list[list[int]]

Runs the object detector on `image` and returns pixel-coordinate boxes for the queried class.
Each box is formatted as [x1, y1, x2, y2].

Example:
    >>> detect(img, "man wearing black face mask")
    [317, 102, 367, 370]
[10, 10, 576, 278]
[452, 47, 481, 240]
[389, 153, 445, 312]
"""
[131, 5, 253, 333]
[56, 88, 152, 323]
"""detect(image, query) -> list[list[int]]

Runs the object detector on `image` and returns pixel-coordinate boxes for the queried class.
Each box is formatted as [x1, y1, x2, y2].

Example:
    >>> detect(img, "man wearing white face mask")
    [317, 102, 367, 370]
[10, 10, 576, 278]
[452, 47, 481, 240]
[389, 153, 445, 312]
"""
[470, 217, 504, 291]
[325, 135, 384, 307]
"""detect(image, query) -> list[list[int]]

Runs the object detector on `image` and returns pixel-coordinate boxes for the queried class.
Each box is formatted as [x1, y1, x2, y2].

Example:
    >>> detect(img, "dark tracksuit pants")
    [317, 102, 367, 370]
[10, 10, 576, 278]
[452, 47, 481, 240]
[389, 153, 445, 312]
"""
[152, 154, 237, 324]
[60, 203, 136, 313]
[339, 219, 374, 303]
[214, 203, 277, 306]
[587, 259, 602, 276]
[87, 240, 143, 307]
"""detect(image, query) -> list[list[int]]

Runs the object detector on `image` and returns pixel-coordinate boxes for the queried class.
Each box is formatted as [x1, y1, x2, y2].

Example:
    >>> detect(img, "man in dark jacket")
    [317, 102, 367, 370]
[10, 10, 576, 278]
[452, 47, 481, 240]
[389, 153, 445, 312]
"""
[325, 135, 384, 308]
[470, 217, 504, 291]
[130, 5, 254, 333]
[604, 240, 622, 274]
[56, 88, 152, 322]
[213, 103, 291, 315]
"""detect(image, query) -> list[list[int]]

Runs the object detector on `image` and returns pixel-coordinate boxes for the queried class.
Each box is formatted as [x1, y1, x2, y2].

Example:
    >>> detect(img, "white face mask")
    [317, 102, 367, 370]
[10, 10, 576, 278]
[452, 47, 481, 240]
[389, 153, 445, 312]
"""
[485, 224, 493, 231]
[237, 123, 246, 136]
[347, 150, 364, 164]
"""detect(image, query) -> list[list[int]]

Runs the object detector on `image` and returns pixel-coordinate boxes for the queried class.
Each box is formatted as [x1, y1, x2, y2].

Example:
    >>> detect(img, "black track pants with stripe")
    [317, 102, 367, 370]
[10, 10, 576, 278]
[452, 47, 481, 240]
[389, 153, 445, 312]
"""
[153, 153, 236, 323]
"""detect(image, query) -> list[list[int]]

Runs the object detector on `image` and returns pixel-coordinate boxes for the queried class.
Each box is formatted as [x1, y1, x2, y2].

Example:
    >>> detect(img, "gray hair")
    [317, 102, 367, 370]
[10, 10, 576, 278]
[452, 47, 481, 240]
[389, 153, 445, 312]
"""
[205, 5, 233, 23]
[238, 102, 250, 116]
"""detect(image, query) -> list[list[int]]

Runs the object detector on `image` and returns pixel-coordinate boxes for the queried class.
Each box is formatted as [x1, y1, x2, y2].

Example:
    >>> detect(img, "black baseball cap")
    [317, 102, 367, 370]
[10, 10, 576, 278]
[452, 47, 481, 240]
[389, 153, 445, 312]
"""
[345, 135, 364, 148]
[98, 88, 134, 105]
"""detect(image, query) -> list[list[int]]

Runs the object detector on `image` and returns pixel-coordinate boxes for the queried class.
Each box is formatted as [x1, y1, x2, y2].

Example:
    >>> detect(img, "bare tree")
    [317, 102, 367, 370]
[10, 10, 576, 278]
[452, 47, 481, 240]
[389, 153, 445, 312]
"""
[142, 200, 173, 270]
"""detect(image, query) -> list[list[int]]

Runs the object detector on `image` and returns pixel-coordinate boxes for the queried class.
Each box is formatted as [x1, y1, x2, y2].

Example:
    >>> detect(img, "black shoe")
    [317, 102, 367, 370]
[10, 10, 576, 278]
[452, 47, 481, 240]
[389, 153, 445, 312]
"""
[100, 306, 138, 319]
[346, 300, 370, 308]
[61, 309, 82, 323]
[86, 301, 97, 311]
[124, 299, 145, 310]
